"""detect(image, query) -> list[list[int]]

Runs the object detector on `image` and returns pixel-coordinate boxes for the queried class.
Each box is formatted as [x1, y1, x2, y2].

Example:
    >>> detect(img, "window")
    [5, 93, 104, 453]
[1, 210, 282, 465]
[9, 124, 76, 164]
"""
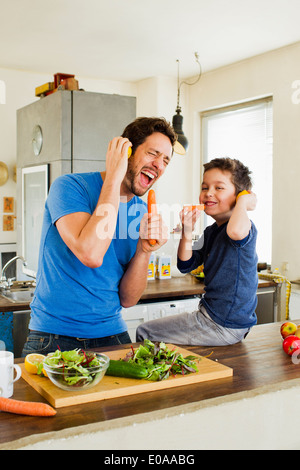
[201, 98, 273, 263]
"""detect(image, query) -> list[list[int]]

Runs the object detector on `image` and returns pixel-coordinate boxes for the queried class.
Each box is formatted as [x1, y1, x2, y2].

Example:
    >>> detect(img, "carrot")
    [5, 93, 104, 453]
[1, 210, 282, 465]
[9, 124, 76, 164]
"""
[0, 397, 56, 417]
[184, 204, 205, 211]
[236, 190, 249, 201]
[147, 189, 157, 246]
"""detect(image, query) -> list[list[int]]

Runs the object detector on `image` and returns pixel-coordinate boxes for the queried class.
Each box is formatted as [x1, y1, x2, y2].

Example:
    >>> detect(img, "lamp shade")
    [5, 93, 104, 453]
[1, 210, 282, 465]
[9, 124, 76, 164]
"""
[172, 107, 189, 155]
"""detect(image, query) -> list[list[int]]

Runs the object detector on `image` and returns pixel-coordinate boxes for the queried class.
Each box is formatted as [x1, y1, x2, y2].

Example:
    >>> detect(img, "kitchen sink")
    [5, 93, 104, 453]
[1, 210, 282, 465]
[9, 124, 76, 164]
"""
[1, 288, 35, 303]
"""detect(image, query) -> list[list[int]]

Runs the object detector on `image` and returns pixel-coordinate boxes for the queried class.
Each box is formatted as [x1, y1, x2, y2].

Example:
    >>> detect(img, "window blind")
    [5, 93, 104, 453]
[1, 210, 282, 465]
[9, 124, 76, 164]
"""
[201, 98, 273, 263]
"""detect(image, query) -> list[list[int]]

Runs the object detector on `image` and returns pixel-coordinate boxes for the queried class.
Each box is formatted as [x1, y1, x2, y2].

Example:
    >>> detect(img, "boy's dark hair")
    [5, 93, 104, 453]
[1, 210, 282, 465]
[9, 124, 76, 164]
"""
[122, 117, 177, 155]
[203, 157, 252, 195]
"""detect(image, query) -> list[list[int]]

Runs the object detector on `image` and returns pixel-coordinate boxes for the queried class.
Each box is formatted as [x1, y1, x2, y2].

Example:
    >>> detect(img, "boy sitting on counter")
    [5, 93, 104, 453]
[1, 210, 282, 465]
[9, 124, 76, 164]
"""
[137, 157, 258, 346]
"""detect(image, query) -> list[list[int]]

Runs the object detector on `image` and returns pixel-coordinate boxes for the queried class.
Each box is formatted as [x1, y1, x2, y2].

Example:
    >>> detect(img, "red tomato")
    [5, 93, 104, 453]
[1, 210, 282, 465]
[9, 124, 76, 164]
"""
[282, 335, 300, 356]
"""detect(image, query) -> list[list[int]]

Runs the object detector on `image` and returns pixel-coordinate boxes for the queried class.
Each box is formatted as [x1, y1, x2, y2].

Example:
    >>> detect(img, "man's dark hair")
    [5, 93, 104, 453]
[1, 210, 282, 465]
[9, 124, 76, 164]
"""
[122, 117, 177, 155]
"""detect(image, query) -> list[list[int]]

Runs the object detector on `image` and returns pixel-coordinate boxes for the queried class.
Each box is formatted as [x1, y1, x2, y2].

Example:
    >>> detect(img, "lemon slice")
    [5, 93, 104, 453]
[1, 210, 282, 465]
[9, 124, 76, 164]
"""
[24, 353, 45, 375]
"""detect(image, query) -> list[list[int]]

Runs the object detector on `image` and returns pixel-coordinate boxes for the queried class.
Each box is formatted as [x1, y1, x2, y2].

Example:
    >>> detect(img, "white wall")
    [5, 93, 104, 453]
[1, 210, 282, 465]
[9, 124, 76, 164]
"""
[136, 76, 191, 232]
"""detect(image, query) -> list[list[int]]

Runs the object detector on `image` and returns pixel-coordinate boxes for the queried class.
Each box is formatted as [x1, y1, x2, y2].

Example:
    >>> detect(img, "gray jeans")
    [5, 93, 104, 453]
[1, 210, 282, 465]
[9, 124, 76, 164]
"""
[136, 304, 250, 346]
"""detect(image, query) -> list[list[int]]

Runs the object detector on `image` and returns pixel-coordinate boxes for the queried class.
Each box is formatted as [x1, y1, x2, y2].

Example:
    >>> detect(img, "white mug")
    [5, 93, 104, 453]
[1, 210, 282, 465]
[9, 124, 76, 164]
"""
[0, 351, 21, 398]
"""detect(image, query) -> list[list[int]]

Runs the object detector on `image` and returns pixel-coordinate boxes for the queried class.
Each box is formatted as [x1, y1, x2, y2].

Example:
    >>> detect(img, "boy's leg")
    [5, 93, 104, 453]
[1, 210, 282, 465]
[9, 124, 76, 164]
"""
[136, 305, 250, 346]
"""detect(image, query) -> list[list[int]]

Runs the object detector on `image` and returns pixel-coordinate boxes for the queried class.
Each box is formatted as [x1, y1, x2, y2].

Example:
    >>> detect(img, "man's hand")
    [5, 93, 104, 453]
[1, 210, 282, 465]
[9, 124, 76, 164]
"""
[105, 136, 132, 186]
[139, 212, 168, 252]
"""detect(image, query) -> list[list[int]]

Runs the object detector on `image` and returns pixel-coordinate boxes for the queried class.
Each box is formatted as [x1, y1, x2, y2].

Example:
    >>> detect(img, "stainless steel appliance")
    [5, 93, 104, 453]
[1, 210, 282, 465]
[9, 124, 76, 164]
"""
[16, 89, 136, 277]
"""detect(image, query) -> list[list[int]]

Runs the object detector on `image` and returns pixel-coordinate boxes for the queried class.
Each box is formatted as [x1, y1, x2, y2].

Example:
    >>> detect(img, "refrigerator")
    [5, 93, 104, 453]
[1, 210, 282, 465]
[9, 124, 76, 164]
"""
[16, 89, 136, 277]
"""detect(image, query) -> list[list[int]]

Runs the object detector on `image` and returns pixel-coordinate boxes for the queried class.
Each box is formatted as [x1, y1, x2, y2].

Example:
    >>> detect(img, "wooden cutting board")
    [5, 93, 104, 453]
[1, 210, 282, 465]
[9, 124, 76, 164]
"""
[20, 345, 233, 408]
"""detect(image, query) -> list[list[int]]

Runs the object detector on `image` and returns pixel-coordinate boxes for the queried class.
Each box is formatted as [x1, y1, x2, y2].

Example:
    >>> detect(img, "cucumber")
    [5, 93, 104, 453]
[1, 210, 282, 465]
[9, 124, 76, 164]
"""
[106, 360, 149, 379]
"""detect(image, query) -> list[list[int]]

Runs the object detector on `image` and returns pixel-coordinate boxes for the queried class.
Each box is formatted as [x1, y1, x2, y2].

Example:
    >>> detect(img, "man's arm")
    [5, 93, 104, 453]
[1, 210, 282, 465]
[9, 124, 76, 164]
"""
[56, 137, 131, 267]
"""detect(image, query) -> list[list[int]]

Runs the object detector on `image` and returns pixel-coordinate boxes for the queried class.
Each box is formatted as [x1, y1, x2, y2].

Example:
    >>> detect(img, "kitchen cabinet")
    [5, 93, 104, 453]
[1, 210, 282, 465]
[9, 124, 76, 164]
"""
[122, 297, 200, 341]
[121, 304, 148, 341]
[13, 310, 30, 357]
[0, 297, 31, 355]
[256, 286, 278, 324]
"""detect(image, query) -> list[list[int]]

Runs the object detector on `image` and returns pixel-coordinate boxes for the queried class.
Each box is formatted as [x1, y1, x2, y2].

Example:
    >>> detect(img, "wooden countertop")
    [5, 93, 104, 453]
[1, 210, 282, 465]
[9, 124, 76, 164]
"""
[0, 319, 298, 448]
[0, 296, 31, 312]
[0, 276, 275, 310]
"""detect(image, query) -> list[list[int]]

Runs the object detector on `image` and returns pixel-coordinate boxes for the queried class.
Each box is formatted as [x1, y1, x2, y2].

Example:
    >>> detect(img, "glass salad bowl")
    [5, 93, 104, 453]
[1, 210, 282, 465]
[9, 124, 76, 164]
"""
[42, 349, 110, 392]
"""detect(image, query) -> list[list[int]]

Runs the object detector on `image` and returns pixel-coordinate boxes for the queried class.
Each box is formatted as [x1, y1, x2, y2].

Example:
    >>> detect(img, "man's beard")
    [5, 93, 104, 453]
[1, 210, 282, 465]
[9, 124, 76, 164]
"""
[125, 165, 153, 197]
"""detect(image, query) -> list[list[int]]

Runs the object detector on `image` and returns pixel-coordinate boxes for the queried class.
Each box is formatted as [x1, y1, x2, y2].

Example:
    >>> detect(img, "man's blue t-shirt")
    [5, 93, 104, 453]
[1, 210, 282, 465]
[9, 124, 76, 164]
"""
[29, 172, 147, 338]
[178, 221, 258, 329]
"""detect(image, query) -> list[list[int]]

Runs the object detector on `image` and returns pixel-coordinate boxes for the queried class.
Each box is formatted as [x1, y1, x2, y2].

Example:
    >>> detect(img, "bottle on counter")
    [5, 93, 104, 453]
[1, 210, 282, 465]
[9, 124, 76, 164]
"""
[0, 340, 6, 351]
[147, 252, 156, 281]
[155, 254, 172, 280]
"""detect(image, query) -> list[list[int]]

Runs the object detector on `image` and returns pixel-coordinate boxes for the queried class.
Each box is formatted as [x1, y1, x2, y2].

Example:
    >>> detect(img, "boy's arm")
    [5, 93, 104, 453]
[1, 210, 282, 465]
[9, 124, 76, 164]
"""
[227, 192, 257, 241]
[177, 208, 199, 261]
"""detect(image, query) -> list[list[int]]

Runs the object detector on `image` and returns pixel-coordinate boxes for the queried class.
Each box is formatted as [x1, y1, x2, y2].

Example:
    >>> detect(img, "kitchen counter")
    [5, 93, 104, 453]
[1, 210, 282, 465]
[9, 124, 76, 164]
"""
[0, 276, 278, 356]
[0, 296, 31, 312]
[1, 319, 299, 450]
[0, 276, 275, 309]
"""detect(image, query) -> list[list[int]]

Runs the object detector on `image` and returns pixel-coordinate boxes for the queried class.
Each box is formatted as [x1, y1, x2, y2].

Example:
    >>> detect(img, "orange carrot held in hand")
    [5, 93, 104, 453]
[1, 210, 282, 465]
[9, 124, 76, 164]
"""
[147, 189, 157, 246]
[0, 397, 56, 417]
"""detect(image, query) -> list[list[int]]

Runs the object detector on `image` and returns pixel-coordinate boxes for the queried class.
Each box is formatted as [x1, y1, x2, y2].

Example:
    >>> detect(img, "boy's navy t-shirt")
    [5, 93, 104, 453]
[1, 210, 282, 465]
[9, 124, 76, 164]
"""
[178, 221, 258, 329]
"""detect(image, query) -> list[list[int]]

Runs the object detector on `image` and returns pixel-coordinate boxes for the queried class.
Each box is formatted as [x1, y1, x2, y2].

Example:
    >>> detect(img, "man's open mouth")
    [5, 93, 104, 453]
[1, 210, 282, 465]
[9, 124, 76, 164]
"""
[140, 169, 156, 187]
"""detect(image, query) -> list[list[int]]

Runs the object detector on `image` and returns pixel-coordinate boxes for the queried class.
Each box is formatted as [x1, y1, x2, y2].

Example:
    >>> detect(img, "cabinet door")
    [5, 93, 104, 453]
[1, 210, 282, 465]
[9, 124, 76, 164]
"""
[122, 305, 148, 342]
[256, 288, 275, 324]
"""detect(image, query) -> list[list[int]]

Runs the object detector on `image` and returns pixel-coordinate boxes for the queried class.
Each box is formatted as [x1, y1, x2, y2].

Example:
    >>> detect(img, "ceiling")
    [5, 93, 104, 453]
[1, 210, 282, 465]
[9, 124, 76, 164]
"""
[1, 0, 300, 83]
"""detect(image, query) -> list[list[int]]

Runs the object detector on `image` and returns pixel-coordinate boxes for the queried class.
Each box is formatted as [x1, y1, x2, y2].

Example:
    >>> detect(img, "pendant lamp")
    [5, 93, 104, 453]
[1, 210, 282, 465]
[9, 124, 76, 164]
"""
[172, 53, 202, 155]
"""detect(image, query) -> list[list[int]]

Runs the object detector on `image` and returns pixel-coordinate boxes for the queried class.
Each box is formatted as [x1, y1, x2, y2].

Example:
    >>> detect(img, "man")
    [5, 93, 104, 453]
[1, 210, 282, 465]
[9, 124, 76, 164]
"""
[22, 117, 176, 355]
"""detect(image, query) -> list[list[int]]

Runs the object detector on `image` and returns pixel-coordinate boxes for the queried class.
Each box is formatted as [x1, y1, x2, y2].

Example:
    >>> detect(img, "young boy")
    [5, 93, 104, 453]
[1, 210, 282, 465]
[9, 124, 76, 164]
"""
[136, 158, 258, 346]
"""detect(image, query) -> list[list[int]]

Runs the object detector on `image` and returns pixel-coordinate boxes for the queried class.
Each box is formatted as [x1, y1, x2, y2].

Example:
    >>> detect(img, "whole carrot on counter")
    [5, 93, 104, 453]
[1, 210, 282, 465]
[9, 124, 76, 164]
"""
[0, 397, 56, 417]
[147, 189, 157, 246]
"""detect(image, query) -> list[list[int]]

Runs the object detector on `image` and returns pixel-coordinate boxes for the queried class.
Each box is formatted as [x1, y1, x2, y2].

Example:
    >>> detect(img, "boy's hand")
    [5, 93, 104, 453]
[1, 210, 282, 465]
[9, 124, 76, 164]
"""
[180, 207, 202, 236]
[227, 191, 257, 241]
